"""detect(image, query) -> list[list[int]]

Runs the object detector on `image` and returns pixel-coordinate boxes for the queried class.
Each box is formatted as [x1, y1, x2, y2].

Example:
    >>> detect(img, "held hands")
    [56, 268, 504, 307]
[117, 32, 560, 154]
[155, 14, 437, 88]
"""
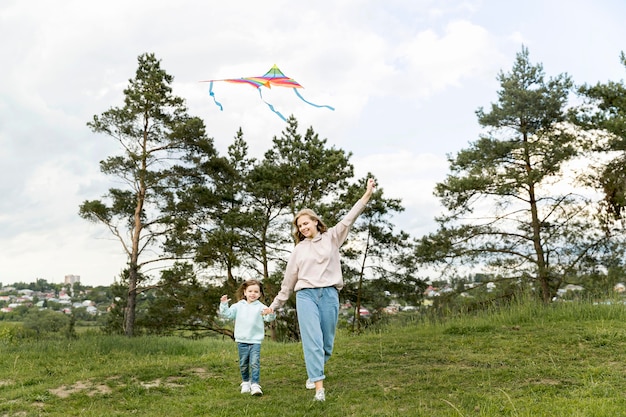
[261, 307, 273, 316]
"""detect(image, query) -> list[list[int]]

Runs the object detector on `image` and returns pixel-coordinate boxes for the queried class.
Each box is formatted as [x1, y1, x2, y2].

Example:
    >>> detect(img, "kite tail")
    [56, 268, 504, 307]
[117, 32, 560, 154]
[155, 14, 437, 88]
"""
[209, 81, 223, 111]
[258, 88, 287, 122]
[293, 88, 335, 111]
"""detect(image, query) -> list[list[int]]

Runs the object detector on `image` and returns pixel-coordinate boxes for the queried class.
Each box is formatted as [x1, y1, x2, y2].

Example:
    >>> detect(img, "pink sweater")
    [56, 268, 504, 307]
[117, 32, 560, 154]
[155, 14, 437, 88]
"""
[269, 200, 366, 311]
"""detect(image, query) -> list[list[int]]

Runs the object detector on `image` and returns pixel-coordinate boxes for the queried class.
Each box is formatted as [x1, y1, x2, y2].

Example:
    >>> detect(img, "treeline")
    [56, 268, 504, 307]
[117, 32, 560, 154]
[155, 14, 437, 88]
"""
[416, 46, 626, 306]
[78, 53, 421, 338]
[77, 47, 626, 338]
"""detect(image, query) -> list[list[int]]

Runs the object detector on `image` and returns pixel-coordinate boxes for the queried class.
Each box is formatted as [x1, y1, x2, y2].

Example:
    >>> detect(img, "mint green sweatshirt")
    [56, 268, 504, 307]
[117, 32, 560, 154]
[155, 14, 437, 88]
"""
[219, 299, 275, 344]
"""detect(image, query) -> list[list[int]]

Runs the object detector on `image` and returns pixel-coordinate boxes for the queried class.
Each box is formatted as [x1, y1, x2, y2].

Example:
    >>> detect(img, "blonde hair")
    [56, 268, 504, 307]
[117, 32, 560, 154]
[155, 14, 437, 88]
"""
[293, 208, 328, 244]
[235, 279, 265, 301]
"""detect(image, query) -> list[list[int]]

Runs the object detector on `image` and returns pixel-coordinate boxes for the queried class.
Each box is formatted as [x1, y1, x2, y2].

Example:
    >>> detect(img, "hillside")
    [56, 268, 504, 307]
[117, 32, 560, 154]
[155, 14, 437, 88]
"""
[2, 300, 626, 416]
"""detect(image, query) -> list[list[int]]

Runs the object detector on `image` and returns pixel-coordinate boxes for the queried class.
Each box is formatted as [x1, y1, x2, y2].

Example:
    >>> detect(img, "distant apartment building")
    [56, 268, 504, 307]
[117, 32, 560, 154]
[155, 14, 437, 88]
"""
[64, 274, 80, 285]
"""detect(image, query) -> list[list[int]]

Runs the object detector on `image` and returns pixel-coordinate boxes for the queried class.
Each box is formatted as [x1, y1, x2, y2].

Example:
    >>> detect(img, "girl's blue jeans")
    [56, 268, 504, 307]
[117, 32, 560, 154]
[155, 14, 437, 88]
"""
[237, 342, 261, 384]
[296, 287, 339, 383]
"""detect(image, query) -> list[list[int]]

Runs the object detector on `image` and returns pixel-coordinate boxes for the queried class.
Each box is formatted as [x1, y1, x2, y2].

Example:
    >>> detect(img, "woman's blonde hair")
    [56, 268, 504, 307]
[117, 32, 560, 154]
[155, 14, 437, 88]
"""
[235, 279, 265, 301]
[293, 208, 328, 244]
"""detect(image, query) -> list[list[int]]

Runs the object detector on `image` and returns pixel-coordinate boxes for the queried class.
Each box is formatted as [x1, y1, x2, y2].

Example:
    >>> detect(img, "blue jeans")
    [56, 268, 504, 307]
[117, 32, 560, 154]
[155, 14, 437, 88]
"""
[237, 342, 261, 384]
[296, 287, 339, 383]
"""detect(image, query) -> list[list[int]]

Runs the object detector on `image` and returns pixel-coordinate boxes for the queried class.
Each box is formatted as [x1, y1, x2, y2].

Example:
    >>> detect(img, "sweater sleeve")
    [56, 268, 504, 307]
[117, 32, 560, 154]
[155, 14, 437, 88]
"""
[331, 200, 366, 246]
[219, 301, 237, 320]
[269, 249, 299, 311]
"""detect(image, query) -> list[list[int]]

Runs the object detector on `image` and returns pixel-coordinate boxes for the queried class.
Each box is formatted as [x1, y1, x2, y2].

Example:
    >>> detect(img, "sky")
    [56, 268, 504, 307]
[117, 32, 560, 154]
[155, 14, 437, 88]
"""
[1, 0, 625, 287]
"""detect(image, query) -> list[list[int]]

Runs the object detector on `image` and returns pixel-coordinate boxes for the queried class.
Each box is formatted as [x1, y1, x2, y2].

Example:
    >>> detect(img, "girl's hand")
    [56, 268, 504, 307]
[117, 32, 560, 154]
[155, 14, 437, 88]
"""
[220, 295, 230, 303]
[261, 307, 273, 315]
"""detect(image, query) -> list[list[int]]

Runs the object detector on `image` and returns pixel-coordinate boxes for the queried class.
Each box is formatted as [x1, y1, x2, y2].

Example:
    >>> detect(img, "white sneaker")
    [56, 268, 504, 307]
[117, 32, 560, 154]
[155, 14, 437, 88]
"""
[305, 379, 315, 389]
[240, 381, 251, 394]
[314, 388, 325, 402]
[250, 383, 263, 396]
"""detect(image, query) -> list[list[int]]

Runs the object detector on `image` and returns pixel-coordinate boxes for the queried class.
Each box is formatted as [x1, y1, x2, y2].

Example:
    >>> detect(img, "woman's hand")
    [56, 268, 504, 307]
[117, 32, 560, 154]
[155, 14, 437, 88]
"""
[361, 178, 376, 203]
[261, 307, 273, 315]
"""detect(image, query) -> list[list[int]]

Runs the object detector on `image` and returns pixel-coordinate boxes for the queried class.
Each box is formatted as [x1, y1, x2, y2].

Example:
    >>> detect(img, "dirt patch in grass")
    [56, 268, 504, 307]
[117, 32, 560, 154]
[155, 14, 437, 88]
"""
[139, 377, 184, 389]
[186, 367, 211, 379]
[48, 367, 211, 398]
[49, 380, 113, 398]
[1, 411, 28, 417]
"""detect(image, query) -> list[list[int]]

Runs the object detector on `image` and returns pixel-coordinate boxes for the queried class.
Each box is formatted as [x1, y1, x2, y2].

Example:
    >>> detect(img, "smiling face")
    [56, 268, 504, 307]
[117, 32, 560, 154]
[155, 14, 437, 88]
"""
[297, 214, 319, 240]
[243, 284, 262, 303]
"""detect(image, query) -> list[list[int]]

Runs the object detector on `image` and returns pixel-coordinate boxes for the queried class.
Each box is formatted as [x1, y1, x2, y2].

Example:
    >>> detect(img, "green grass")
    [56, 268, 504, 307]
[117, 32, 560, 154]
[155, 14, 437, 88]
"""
[2, 300, 626, 416]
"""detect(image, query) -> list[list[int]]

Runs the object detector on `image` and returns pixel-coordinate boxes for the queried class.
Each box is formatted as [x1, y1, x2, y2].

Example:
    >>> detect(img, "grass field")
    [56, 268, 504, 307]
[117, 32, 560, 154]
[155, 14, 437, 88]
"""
[2, 300, 626, 416]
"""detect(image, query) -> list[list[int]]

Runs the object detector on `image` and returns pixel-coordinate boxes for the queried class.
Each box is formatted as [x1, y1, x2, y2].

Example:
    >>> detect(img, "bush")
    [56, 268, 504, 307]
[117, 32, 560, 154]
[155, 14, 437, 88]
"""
[22, 309, 69, 338]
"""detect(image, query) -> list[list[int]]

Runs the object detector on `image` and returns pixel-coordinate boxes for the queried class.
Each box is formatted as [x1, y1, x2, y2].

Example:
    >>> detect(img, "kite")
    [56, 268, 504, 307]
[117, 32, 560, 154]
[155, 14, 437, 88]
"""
[201, 65, 334, 121]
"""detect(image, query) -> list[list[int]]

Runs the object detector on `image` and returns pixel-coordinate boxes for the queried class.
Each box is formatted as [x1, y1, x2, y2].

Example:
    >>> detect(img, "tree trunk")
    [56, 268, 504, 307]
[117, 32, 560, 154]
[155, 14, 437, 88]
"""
[353, 230, 371, 332]
[125, 266, 138, 337]
[524, 131, 551, 303]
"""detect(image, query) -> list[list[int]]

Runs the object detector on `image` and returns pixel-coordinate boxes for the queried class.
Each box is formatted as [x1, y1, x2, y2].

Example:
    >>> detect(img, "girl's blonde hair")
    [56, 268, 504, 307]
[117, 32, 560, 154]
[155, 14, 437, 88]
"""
[235, 279, 265, 301]
[293, 208, 328, 244]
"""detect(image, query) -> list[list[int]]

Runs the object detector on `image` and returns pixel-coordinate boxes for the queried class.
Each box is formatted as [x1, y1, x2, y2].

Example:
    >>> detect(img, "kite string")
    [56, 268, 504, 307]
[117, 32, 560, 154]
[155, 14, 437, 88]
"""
[209, 81, 223, 111]
[257, 88, 287, 122]
[293, 89, 335, 111]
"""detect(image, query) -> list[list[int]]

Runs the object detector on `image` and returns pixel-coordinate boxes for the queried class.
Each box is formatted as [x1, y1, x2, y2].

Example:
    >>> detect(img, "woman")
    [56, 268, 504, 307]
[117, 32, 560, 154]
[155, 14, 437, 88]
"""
[263, 178, 376, 402]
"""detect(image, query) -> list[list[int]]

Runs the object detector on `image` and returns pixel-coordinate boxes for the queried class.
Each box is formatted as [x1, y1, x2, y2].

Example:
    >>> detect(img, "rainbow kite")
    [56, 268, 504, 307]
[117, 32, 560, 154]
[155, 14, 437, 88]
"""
[201, 65, 334, 121]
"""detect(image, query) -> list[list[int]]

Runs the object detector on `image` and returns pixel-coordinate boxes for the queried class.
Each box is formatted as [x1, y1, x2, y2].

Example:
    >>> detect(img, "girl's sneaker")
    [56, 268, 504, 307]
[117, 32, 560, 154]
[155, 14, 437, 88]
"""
[305, 379, 315, 389]
[250, 383, 263, 396]
[240, 381, 251, 394]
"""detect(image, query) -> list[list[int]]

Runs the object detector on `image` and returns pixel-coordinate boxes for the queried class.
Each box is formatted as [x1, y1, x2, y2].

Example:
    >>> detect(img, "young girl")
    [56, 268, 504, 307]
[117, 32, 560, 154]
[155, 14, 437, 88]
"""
[219, 279, 275, 396]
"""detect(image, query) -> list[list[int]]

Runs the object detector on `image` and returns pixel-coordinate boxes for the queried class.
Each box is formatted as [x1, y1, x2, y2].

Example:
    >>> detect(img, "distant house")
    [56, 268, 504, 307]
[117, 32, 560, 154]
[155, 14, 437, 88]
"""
[384, 305, 399, 314]
[424, 285, 440, 297]
[556, 284, 584, 298]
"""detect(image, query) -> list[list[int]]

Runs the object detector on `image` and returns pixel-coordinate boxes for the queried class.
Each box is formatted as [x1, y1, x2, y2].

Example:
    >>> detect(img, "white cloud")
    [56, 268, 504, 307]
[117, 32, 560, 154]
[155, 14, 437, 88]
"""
[354, 151, 448, 236]
[392, 19, 502, 96]
[1, 0, 626, 285]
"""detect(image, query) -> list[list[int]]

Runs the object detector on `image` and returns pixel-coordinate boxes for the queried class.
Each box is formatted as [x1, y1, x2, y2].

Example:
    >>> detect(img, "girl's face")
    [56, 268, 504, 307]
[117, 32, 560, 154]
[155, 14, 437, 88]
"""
[244, 284, 261, 303]
[297, 215, 318, 239]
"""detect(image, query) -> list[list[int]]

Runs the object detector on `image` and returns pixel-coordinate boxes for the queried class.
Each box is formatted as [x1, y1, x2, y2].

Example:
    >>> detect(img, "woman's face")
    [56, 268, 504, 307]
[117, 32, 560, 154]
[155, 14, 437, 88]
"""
[297, 214, 318, 239]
